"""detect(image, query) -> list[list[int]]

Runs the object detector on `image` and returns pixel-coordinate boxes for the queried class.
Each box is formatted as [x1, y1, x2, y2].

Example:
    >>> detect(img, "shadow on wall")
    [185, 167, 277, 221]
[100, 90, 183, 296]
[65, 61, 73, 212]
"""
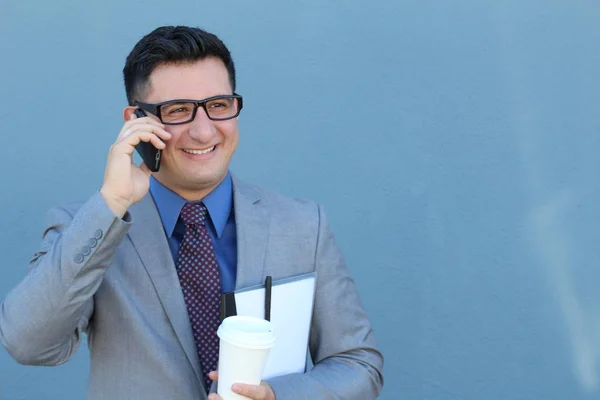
[514, 47, 600, 398]
[503, 42, 599, 399]
[528, 192, 600, 393]
[491, 5, 600, 395]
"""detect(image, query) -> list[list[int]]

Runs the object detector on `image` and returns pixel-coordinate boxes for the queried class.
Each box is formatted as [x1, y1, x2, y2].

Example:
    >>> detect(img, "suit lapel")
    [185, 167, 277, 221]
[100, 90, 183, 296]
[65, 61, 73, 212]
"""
[232, 176, 270, 290]
[125, 177, 270, 390]
[127, 194, 204, 390]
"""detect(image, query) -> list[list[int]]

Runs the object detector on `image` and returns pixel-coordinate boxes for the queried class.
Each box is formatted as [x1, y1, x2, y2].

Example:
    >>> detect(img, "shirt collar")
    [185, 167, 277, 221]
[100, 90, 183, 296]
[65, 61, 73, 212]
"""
[149, 171, 233, 238]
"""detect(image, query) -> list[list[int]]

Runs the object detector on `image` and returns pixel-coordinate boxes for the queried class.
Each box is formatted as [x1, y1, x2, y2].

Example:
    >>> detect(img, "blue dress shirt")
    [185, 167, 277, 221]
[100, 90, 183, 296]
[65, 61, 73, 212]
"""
[149, 172, 237, 293]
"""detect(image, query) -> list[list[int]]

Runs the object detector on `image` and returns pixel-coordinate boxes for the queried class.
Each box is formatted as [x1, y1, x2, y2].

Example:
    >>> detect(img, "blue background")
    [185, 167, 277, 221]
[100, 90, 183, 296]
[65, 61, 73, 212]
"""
[1, 1, 600, 399]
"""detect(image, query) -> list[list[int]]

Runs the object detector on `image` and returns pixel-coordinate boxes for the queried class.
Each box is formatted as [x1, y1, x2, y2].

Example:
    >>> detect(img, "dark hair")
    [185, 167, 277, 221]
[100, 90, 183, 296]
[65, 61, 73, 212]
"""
[123, 26, 236, 105]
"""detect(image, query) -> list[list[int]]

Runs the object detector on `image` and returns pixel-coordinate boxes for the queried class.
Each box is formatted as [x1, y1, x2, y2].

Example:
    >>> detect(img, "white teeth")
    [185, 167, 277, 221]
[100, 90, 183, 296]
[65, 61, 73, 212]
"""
[184, 146, 215, 155]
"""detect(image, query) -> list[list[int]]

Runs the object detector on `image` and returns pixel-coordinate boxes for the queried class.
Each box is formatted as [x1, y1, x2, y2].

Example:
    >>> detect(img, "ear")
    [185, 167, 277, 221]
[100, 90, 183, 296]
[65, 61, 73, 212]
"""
[123, 106, 138, 121]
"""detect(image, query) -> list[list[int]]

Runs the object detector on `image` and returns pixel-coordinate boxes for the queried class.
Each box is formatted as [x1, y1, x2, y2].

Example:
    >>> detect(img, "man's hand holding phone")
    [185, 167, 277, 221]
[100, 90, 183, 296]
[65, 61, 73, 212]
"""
[100, 111, 171, 218]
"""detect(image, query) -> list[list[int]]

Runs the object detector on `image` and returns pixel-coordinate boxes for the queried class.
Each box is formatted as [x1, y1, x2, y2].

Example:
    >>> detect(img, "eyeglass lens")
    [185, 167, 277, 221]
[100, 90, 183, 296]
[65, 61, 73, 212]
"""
[159, 97, 238, 123]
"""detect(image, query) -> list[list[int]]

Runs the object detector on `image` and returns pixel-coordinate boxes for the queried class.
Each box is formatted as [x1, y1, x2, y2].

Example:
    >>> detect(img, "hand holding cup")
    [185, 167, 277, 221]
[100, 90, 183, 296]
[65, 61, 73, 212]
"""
[215, 316, 276, 400]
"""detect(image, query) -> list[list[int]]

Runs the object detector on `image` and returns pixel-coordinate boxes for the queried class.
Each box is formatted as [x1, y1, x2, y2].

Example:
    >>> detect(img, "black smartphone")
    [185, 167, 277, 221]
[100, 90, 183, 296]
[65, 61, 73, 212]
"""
[133, 108, 162, 172]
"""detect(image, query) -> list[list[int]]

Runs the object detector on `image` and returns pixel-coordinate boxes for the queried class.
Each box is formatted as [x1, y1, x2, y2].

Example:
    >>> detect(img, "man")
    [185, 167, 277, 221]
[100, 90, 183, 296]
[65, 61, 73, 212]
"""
[0, 26, 383, 399]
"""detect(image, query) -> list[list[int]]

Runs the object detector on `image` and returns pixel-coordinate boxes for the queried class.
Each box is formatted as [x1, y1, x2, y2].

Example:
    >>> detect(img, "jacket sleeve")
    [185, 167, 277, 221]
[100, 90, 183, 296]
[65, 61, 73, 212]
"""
[267, 204, 384, 399]
[0, 192, 132, 366]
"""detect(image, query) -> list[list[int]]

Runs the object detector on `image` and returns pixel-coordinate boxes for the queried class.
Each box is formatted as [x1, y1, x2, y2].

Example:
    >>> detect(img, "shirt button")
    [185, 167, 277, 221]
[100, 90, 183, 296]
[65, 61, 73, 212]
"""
[94, 229, 103, 240]
[88, 238, 98, 248]
[74, 253, 84, 264]
[81, 245, 91, 256]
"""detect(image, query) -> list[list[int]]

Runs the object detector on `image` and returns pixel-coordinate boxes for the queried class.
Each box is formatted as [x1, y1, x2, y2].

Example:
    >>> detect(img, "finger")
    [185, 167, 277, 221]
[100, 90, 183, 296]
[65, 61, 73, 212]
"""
[119, 116, 166, 138]
[118, 129, 166, 146]
[119, 123, 170, 139]
[144, 133, 167, 150]
[119, 123, 171, 141]
[232, 383, 267, 400]
[139, 161, 152, 177]
[207, 394, 222, 400]
[208, 371, 219, 381]
[120, 114, 136, 138]
[127, 116, 164, 128]
[127, 132, 166, 149]
[115, 132, 166, 150]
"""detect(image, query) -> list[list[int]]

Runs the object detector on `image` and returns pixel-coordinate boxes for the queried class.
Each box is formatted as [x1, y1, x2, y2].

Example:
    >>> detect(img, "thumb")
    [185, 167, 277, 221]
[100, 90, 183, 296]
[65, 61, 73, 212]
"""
[208, 370, 219, 381]
[139, 161, 152, 177]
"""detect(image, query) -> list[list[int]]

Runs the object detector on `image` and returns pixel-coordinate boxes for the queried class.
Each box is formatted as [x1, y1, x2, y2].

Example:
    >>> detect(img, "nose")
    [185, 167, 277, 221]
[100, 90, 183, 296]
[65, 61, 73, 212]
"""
[187, 106, 217, 142]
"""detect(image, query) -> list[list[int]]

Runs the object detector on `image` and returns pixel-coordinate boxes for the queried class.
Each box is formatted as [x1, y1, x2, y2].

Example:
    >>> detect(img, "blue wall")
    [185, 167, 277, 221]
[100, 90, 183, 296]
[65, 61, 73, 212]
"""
[1, 1, 599, 399]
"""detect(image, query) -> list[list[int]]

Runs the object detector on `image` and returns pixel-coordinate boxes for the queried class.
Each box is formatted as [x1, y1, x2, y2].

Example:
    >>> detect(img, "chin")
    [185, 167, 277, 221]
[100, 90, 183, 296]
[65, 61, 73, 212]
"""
[185, 171, 226, 188]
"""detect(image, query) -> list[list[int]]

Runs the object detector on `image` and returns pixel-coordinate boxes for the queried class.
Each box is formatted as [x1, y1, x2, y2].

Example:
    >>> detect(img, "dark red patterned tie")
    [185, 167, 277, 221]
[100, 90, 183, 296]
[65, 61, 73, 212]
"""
[176, 203, 221, 392]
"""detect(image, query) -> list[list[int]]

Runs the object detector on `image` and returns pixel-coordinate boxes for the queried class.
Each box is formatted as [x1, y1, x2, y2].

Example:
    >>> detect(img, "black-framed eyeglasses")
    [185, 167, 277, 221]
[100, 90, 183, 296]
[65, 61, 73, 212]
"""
[135, 93, 243, 125]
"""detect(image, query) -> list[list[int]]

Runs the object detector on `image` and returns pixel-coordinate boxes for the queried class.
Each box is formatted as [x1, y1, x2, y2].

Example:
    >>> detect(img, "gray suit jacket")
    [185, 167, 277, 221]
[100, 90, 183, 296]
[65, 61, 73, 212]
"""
[0, 176, 383, 399]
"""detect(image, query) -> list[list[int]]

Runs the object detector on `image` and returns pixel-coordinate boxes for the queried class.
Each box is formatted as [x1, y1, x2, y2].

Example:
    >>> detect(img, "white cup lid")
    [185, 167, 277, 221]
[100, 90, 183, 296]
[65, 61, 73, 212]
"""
[217, 316, 276, 349]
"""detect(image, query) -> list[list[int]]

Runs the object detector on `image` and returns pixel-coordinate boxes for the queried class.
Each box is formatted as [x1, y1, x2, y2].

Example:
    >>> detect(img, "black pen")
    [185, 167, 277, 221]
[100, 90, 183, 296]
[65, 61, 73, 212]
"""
[265, 276, 272, 321]
[220, 293, 227, 323]
[220, 292, 237, 322]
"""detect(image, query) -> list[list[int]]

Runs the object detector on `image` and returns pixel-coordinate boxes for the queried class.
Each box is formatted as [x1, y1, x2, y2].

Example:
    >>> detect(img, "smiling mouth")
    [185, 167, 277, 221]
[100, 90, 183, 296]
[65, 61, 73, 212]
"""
[183, 146, 215, 155]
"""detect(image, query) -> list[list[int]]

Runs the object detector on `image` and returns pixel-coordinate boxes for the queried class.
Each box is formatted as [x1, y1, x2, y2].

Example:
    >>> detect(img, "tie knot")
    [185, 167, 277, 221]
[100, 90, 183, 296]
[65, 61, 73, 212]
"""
[180, 203, 207, 226]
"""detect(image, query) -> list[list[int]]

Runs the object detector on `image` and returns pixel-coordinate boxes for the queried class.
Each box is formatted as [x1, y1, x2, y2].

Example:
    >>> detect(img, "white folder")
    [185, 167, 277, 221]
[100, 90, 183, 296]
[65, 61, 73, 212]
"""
[234, 272, 316, 379]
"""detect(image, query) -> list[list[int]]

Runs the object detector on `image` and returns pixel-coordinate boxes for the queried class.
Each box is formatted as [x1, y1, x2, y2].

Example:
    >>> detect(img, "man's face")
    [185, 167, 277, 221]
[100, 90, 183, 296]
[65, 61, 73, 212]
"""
[144, 58, 239, 199]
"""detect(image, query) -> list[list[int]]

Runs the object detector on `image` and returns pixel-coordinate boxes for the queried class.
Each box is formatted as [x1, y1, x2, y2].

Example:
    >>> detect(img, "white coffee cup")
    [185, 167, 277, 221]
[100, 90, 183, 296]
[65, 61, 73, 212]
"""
[217, 316, 276, 400]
